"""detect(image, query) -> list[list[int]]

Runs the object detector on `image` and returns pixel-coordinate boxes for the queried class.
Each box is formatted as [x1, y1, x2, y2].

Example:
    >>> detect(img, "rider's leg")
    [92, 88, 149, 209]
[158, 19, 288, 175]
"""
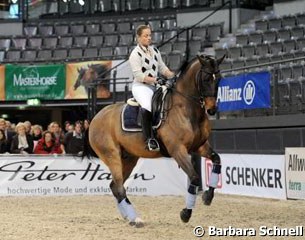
[141, 108, 160, 151]
[132, 83, 159, 151]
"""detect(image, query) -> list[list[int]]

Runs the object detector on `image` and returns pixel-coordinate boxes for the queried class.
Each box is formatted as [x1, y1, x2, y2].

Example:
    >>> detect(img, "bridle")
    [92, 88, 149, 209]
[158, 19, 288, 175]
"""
[171, 63, 220, 108]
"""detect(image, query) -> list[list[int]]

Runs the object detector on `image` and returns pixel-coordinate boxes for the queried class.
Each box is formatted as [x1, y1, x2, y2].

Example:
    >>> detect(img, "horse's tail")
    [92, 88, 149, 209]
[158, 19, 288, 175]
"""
[82, 128, 97, 159]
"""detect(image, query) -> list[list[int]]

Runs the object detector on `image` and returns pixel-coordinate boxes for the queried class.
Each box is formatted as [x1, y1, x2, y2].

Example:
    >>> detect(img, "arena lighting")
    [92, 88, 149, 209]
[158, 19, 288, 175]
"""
[11, 0, 18, 3]
[27, 98, 41, 106]
[1, 114, 8, 119]
[78, 0, 85, 6]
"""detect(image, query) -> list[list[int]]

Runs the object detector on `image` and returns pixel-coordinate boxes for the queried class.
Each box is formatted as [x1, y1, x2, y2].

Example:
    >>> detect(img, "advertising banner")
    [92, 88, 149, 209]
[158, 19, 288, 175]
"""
[285, 148, 305, 200]
[5, 64, 65, 100]
[217, 71, 271, 111]
[65, 60, 112, 99]
[0, 156, 187, 197]
[0, 65, 5, 101]
[204, 154, 286, 199]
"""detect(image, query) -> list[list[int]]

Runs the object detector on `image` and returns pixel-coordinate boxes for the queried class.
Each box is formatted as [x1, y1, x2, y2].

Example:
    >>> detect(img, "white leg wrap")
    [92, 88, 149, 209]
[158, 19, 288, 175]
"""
[209, 172, 219, 188]
[119, 198, 137, 222]
[116, 201, 128, 219]
[186, 192, 197, 209]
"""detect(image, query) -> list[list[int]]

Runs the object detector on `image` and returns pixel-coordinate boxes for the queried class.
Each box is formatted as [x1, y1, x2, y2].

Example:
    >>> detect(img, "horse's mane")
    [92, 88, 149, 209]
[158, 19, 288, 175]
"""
[89, 64, 109, 77]
[177, 55, 216, 79]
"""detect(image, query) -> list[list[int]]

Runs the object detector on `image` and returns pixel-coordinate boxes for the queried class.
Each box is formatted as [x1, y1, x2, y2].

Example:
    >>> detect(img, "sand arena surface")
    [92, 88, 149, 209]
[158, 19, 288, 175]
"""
[0, 193, 304, 240]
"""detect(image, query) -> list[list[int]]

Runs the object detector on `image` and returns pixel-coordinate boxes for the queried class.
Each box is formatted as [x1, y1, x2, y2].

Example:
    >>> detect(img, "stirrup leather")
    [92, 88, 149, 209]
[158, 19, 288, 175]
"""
[147, 138, 160, 151]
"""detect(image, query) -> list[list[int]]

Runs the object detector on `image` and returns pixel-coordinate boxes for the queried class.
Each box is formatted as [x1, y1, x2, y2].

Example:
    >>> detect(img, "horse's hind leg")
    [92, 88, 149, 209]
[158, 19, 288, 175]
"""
[198, 141, 221, 206]
[109, 154, 144, 227]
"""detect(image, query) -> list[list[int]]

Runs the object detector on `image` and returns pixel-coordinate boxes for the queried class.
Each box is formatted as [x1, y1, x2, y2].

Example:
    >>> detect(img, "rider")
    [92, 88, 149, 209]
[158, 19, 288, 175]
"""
[129, 25, 175, 151]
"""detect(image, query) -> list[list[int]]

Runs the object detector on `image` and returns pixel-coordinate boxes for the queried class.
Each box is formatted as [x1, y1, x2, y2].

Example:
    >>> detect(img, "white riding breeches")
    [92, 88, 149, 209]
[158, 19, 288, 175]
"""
[132, 82, 156, 112]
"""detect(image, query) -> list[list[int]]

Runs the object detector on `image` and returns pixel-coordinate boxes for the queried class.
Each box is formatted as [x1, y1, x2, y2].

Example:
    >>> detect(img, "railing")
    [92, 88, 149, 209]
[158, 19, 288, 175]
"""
[219, 55, 305, 119]
[86, 0, 233, 119]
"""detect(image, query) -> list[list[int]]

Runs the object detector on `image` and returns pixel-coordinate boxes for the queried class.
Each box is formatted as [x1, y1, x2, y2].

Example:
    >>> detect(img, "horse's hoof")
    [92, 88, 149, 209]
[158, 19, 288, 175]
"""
[202, 190, 214, 206]
[129, 217, 144, 228]
[180, 208, 192, 223]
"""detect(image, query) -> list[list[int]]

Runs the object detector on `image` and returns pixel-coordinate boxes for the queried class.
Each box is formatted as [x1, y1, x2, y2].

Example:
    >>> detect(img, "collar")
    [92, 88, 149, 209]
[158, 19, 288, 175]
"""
[138, 44, 151, 54]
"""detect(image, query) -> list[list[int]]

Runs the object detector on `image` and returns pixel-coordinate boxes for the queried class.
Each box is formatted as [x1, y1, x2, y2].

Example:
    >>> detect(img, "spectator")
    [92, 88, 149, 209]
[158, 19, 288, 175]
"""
[10, 122, 34, 154]
[64, 121, 71, 133]
[31, 125, 43, 141]
[24, 120, 32, 134]
[64, 121, 84, 155]
[0, 118, 15, 152]
[67, 124, 74, 132]
[34, 131, 63, 154]
[0, 129, 8, 153]
[49, 121, 66, 153]
[83, 119, 90, 131]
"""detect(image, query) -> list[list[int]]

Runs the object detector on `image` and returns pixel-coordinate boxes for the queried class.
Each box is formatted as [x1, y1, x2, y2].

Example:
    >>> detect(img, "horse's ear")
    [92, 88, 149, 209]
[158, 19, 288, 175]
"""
[217, 54, 226, 65]
[197, 55, 207, 66]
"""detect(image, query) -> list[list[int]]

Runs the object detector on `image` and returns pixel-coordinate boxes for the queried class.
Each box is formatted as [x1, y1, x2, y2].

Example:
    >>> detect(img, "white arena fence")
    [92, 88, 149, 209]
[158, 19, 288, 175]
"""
[0, 151, 303, 200]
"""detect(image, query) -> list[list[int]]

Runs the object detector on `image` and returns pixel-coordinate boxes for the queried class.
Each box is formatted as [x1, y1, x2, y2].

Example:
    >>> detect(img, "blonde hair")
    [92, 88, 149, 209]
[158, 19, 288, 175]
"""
[15, 122, 26, 132]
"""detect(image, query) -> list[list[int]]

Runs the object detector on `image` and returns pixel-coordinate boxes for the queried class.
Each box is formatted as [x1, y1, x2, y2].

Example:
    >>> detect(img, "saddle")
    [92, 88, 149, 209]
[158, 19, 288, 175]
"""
[121, 85, 170, 132]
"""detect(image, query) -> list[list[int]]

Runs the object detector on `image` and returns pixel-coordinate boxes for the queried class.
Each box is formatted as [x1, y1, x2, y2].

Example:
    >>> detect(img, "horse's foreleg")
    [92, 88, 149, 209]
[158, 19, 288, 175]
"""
[198, 141, 222, 206]
[180, 152, 203, 223]
[170, 146, 200, 223]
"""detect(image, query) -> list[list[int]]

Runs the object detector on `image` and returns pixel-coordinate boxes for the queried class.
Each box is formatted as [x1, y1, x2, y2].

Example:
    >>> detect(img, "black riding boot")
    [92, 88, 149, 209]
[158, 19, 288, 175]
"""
[141, 109, 160, 151]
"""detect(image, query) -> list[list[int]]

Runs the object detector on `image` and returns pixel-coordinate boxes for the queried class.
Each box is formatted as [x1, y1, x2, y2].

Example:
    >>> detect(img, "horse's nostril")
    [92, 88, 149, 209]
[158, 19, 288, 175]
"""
[207, 108, 217, 116]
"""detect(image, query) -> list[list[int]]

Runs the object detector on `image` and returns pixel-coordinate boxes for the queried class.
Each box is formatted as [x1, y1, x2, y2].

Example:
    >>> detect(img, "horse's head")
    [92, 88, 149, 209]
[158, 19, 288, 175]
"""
[196, 55, 225, 116]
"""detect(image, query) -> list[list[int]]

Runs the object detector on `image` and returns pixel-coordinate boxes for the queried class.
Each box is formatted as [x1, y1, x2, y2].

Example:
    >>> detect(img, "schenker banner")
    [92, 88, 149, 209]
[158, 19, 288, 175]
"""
[285, 148, 305, 200]
[5, 64, 65, 100]
[0, 156, 187, 197]
[217, 71, 271, 111]
[204, 154, 286, 199]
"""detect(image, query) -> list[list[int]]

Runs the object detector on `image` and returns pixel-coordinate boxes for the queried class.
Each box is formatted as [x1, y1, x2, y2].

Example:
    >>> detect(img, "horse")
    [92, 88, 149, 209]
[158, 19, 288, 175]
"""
[73, 64, 111, 99]
[83, 55, 225, 227]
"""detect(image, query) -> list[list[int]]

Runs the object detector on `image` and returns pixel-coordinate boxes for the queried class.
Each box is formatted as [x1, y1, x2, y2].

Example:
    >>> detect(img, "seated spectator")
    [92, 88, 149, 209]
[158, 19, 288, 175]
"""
[83, 119, 90, 131]
[64, 121, 84, 155]
[34, 131, 63, 154]
[49, 121, 65, 153]
[31, 125, 43, 141]
[0, 129, 8, 153]
[10, 122, 34, 154]
[0, 118, 15, 152]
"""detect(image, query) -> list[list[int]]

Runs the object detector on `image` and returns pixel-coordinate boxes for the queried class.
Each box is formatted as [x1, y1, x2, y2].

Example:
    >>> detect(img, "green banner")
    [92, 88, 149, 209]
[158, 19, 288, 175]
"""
[5, 64, 65, 101]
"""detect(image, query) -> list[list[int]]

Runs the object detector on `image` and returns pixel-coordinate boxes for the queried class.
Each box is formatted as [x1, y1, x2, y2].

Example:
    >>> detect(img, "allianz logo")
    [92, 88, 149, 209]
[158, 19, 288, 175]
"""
[217, 80, 255, 105]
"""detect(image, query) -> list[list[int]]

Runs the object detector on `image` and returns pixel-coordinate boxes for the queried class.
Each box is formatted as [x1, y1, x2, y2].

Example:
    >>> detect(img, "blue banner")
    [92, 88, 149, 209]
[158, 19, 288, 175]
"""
[217, 71, 271, 112]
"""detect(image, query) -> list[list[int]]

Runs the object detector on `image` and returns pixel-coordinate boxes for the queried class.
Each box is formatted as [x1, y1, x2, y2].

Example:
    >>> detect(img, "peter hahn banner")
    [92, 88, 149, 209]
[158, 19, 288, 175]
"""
[5, 64, 65, 100]
[217, 71, 271, 111]
[285, 148, 305, 200]
[0, 156, 187, 197]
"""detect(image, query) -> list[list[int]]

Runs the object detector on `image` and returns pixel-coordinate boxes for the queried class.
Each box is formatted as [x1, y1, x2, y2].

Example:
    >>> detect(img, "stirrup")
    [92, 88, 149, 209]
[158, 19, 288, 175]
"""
[147, 138, 160, 152]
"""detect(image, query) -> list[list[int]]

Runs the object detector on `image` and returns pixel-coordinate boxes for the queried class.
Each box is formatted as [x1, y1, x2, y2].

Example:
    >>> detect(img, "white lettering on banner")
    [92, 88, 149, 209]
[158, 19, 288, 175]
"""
[217, 86, 242, 102]
[285, 148, 305, 200]
[225, 167, 282, 188]
[243, 80, 255, 105]
[13, 74, 57, 86]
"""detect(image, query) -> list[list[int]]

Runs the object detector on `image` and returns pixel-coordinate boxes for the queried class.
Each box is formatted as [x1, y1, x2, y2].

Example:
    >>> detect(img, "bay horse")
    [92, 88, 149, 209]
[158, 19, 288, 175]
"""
[84, 55, 224, 227]
[74, 64, 111, 98]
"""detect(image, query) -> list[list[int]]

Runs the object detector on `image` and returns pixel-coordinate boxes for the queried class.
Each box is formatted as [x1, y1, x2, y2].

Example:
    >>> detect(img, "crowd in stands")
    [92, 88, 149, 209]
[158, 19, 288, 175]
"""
[0, 118, 89, 155]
